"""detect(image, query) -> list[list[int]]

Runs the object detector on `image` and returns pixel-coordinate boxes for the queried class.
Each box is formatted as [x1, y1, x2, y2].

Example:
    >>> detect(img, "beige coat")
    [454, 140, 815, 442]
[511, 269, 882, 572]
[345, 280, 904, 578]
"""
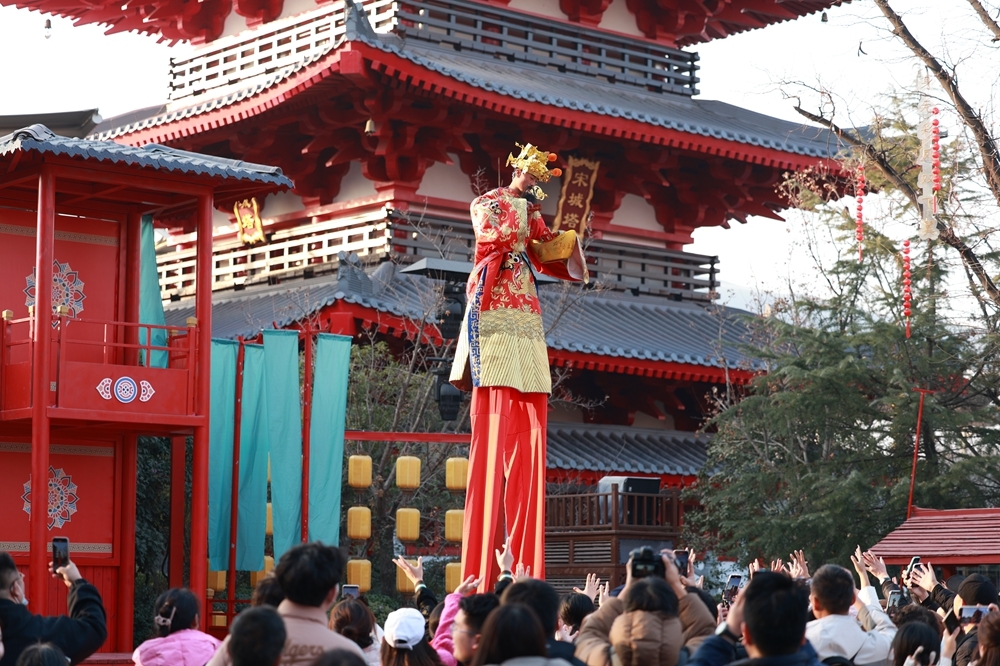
[574, 592, 716, 666]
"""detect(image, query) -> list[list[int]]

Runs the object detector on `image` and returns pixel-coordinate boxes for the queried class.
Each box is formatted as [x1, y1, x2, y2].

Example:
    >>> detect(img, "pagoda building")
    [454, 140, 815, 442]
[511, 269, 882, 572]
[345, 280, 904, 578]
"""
[4, 0, 848, 591]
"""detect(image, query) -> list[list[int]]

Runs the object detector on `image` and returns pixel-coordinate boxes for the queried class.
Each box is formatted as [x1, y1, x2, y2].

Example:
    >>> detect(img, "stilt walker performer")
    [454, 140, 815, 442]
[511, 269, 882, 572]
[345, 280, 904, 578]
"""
[450, 143, 588, 589]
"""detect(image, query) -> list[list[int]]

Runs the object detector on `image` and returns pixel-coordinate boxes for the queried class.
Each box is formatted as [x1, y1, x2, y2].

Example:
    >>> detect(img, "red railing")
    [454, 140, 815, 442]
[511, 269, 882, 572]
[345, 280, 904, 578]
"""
[1, 310, 199, 415]
[546, 489, 682, 533]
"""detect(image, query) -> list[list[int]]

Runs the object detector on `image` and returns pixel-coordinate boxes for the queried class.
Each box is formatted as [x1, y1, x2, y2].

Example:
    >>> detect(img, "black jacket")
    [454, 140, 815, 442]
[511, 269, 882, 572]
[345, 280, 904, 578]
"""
[955, 626, 979, 666]
[547, 638, 586, 666]
[0, 579, 107, 666]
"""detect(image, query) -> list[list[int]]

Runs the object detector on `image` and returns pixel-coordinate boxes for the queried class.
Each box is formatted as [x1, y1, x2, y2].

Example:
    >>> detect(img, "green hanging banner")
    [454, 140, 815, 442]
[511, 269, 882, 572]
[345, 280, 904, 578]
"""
[139, 215, 168, 368]
[308, 334, 353, 545]
[263, 329, 303, 560]
[208, 339, 238, 572]
[237, 344, 269, 571]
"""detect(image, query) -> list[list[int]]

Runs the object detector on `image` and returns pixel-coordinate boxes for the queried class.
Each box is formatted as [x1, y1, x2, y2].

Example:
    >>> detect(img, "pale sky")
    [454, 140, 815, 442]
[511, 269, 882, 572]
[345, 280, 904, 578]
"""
[0, 1, 994, 312]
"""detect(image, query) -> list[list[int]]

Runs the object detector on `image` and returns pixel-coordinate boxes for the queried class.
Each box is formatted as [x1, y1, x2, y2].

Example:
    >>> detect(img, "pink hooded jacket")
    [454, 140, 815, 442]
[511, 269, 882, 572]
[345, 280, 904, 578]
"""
[133, 629, 222, 666]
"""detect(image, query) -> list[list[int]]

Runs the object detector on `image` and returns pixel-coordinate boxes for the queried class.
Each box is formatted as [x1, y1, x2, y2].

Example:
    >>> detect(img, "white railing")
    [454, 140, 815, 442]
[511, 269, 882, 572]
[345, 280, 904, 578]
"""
[157, 212, 391, 299]
[168, 0, 398, 101]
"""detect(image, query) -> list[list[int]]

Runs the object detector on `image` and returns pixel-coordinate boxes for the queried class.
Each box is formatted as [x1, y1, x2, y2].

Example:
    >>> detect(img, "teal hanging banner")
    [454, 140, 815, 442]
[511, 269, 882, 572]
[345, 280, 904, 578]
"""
[209, 339, 238, 572]
[308, 334, 352, 545]
[237, 344, 269, 571]
[263, 329, 303, 560]
[139, 215, 168, 368]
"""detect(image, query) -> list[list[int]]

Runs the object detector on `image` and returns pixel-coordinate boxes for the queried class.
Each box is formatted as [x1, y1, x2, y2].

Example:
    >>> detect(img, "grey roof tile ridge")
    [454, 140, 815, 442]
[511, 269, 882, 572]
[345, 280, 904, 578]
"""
[362, 38, 840, 158]
[91, 45, 341, 141]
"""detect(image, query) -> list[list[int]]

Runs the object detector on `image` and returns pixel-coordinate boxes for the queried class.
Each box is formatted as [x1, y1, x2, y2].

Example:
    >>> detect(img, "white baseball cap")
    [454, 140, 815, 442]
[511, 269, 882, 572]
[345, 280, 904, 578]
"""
[383, 607, 425, 650]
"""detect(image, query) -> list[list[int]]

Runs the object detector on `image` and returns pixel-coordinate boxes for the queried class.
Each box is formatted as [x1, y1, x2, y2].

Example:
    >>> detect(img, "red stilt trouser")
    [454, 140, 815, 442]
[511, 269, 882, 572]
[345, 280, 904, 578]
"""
[462, 386, 548, 590]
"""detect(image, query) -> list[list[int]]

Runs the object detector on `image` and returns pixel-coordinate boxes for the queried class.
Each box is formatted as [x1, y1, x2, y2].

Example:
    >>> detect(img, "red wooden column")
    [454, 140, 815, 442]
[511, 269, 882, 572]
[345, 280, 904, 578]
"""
[30, 165, 56, 613]
[226, 339, 245, 625]
[189, 192, 214, 628]
[169, 435, 187, 588]
[118, 435, 138, 650]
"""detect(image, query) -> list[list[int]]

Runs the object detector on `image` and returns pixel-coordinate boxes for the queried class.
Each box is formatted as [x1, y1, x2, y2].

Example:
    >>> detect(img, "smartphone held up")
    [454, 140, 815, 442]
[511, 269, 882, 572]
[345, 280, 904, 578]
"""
[52, 537, 70, 571]
[723, 574, 742, 607]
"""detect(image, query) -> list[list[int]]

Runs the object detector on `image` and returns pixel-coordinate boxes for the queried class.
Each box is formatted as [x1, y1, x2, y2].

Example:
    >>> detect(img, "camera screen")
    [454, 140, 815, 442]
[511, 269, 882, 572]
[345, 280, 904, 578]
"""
[961, 606, 986, 624]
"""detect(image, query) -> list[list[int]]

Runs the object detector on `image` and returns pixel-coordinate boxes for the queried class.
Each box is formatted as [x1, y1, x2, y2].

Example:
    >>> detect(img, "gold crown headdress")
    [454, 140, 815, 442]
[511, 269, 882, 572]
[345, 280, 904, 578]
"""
[506, 143, 562, 183]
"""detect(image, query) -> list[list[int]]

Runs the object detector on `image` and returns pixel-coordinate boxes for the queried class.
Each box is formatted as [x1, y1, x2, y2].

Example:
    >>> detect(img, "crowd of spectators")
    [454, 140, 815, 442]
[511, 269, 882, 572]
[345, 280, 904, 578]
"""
[1, 542, 999, 666]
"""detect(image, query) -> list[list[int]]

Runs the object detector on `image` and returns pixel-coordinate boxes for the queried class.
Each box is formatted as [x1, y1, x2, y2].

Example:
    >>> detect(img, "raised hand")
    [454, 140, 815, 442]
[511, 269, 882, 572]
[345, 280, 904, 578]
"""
[789, 550, 810, 578]
[495, 536, 514, 573]
[862, 550, 889, 580]
[456, 575, 483, 596]
[596, 581, 611, 606]
[557, 623, 579, 643]
[574, 573, 601, 600]
[393, 556, 424, 585]
[514, 562, 532, 581]
[911, 562, 939, 592]
[770, 558, 785, 573]
[851, 545, 869, 587]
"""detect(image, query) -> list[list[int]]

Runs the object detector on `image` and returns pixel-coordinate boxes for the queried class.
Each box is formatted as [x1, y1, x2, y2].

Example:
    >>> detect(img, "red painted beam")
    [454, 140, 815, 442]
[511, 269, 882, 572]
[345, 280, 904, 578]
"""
[549, 349, 756, 384]
[344, 431, 471, 443]
[113, 43, 844, 178]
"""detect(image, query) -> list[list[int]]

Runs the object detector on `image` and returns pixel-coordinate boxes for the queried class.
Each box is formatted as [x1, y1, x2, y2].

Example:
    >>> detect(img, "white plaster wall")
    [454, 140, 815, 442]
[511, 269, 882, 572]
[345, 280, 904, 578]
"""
[263, 190, 305, 218]
[538, 175, 562, 217]
[416, 159, 475, 201]
[217, 0, 316, 39]
[334, 161, 379, 202]
[601, 232, 664, 248]
[508, 0, 566, 20]
[212, 207, 233, 229]
[598, 0, 643, 37]
[609, 193, 662, 232]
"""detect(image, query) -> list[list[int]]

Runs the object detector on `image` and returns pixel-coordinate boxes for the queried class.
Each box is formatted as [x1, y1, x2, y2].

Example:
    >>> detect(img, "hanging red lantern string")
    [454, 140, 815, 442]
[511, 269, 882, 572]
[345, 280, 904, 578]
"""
[856, 165, 866, 263]
[931, 107, 941, 212]
[903, 239, 912, 339]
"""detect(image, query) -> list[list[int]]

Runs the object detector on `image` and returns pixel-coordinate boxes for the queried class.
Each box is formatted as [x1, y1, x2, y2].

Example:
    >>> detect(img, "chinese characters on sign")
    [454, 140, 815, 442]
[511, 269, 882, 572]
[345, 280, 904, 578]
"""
[553, 157, 600, 234]
[234, 198, 265, 245]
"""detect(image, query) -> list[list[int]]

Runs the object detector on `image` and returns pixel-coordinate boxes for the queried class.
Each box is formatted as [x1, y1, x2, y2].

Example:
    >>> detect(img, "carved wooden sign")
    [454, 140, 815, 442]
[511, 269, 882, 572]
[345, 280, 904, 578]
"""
[553, 157, 600, 234]
[234, 198, 265, 245]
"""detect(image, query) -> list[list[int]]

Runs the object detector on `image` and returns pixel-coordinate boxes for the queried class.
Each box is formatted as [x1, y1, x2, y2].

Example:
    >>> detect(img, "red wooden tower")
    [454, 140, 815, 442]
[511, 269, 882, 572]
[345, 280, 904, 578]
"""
[0, 125, 289, 652]
[1, 0, 852, 622]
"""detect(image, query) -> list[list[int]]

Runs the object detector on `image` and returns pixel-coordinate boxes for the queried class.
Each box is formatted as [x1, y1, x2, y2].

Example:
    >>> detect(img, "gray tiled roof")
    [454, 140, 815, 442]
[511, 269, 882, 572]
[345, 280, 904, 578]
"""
[547, 423, 709, 475]
[2, 125, 292, 189]
[164, 259, 760, 371]
[93, 22, 844, 161]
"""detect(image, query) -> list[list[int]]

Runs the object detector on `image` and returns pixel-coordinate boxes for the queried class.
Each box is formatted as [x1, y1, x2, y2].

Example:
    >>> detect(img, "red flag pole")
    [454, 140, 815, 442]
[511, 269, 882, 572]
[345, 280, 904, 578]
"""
[907, 388, 934, 519]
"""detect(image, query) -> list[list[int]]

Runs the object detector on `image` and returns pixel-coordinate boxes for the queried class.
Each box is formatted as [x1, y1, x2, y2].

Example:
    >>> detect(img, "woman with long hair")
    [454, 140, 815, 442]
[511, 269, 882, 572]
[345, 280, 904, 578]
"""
[469, 603, 568, 666]
[977, 611, 1000, 666]
[380, 608, 443, 666]
[331, 598, 381, 666]
[132, 588, 220, 666]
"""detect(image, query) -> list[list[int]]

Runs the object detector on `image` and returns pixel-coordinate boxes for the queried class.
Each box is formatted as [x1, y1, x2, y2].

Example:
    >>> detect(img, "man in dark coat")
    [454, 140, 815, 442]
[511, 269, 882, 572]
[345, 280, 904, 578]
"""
[0, 551, 108, 666]
[912, 563, 1000, 666]
[688, 572, 822, 666]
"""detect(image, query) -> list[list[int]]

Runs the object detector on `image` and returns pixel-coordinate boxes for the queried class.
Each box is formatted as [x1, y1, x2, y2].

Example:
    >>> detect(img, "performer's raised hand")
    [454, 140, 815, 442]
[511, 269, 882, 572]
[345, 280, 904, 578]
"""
[393, 555, 424, 586]
[456, 575, 483, 596]
[495, 536, 514, 574]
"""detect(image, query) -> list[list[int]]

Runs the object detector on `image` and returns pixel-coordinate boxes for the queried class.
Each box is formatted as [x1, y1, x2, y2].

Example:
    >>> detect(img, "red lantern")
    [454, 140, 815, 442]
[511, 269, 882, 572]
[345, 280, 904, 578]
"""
[855, 166, 866, 262]
[931, 108, 941, 208]
[902, 240, 912, 339]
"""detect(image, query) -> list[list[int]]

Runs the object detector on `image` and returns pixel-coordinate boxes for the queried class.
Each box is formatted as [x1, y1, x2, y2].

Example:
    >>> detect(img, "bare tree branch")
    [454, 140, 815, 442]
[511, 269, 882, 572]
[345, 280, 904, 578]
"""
[794, 104, 1000, 306]
[966, 0, 1000, 41]
[874, 0, 1000, 206]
